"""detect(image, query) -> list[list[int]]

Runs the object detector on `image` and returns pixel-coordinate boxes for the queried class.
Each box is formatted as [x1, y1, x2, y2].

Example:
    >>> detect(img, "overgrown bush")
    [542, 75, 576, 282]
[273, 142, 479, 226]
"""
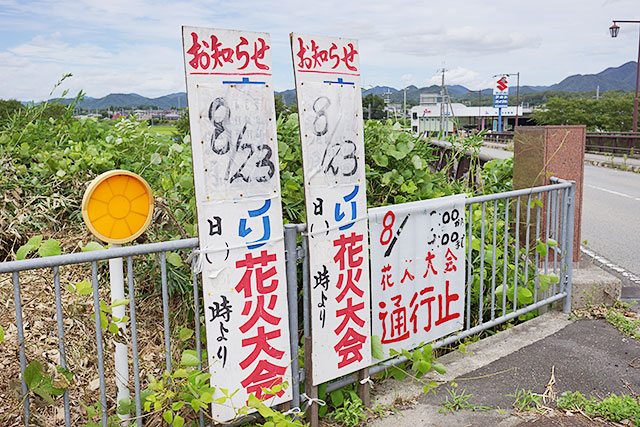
[2, 86, 531, 425]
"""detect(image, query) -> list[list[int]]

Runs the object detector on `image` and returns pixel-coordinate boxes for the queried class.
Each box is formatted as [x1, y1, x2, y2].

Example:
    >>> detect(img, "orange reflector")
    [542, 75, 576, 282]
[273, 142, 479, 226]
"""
[82, 170, 154, 244]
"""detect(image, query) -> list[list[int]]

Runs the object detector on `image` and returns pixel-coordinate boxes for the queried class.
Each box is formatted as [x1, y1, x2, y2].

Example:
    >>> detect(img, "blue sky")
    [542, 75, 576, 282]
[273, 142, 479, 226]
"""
[0, 0, 638, 101]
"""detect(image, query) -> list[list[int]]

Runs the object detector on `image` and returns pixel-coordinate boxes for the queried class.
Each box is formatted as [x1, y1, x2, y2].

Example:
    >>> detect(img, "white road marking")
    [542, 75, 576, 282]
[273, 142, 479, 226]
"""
[586, 184, 640, 202]
[581, 246, 640, 284]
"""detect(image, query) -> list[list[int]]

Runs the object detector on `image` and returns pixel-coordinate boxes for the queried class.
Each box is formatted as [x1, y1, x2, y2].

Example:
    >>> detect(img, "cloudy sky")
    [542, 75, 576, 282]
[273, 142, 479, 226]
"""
[0, 0, 637, 101]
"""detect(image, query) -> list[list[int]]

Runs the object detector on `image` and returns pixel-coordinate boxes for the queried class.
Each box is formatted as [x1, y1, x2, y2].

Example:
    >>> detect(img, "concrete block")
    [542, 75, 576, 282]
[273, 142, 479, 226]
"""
[571, 267, 621, 310]
[513, 126, 586, 261]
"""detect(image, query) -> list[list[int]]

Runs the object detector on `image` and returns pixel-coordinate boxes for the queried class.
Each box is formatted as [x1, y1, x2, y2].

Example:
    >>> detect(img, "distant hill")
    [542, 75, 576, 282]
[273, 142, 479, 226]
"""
[58, 92, 188, 110]
[363, 86, 398, 97]
[277, 89, 297, 106]
[51, 62, 638, 109]
[549, 61, 638, 92]
[447, 85, 471, 96]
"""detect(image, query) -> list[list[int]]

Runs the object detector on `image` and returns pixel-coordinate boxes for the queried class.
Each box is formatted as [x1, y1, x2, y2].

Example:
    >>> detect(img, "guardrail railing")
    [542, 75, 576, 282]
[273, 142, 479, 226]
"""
[483, 130, 640, 158]
[0, 179, 575, 426]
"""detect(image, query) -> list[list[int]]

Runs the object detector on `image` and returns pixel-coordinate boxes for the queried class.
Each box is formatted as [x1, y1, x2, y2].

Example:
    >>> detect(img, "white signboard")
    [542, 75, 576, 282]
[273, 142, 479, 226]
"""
[493, 75, 509, 108]
[493, 75, 509, 96]
[291, 33, 371, 385]
[182, 26, 291, 422]
[369, 195, 466, 360]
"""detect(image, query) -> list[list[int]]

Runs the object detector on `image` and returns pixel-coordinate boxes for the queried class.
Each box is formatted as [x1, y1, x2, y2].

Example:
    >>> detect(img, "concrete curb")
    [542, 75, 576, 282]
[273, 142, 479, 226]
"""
[584, 159, 640, 173]
[371, 311, 574, 408]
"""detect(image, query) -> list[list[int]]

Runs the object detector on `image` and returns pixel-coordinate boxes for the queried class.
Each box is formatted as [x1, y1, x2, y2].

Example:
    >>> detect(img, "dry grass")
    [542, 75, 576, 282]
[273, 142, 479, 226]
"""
[0, 241, 195, 426]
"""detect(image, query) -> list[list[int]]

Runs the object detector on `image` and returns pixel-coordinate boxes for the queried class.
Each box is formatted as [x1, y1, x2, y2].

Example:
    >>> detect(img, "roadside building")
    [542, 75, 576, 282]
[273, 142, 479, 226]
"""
[410, 94, 532, 135]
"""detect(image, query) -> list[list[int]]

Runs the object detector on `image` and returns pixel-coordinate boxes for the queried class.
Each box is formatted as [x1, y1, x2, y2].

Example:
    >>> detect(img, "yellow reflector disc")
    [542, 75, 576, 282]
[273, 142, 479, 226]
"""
[82, 170, 154, 244]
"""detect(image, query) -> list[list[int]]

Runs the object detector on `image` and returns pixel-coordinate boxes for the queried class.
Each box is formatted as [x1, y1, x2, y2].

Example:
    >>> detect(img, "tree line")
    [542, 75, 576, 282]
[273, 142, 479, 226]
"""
[532, 92, 637, 132]
[4, 90, 639, 132]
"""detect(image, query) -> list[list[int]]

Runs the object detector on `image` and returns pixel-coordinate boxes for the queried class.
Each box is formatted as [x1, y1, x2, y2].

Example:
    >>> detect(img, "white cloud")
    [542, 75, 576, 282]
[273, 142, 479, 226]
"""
[9, 34, 112, 65]
[425, 67, 495, 90]
[401, 74, 416, 85]
[388, 27, 541, 58]
[1, 0, 639, 99]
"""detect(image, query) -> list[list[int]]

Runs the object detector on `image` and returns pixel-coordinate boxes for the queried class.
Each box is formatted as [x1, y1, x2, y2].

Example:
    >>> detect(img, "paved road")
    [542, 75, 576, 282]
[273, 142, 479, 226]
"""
[581, 164, 640, 281]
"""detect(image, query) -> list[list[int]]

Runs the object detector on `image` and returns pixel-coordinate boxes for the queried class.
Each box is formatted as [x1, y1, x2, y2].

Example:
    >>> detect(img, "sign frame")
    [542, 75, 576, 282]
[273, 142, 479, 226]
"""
[369, 195, 466, 361]
[182, 25, 292, 422]
[290, 32, 372, 386]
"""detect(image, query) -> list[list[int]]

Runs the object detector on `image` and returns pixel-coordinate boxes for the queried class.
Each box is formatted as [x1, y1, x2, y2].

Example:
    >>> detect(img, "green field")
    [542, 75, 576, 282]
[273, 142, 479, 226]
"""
[150, 123, 176, 135]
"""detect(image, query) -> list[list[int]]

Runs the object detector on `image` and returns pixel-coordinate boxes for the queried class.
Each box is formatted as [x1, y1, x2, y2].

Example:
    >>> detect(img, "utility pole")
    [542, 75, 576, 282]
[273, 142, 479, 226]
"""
[383, 89, 392, 120]
[403, 87, 407, 123]
[478, 89, 482, 131]
[515, 72, 520, 128]
[439, 68, 447, 138]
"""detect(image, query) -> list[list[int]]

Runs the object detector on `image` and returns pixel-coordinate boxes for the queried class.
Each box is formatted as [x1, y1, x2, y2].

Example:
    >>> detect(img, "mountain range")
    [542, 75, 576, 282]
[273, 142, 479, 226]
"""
[56, 62, 637, 109]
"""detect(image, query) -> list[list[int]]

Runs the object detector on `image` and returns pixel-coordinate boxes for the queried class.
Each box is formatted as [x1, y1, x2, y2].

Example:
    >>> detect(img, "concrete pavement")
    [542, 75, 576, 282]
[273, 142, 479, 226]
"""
[367, 309, 640, 426]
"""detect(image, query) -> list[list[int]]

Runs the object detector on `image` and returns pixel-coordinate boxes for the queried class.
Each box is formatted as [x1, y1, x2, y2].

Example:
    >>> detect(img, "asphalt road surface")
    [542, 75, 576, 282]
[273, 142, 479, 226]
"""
[581, 164, 640, 280]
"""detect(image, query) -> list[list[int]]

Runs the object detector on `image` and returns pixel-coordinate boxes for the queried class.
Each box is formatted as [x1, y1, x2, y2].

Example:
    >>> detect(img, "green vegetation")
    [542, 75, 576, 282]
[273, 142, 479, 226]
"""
[604, 303, 640, 339]
[375, 342, 445, 395]
[362, 94, 386, 119]
[149, 123, 177, 135]
[580, 301, 640, 339]
[327, 396, 367, 427]
[557, 391, 640, 425]
[173, 108, 190, 139]
[0, 91, 195, 262]
[275, 93, 297, 117]
[506, 389, 543, 412]
[438, 388, 492, 414]
[0, 79, 529, 426]
[0, 99, 24, 120]
[532, 92, 637, 131]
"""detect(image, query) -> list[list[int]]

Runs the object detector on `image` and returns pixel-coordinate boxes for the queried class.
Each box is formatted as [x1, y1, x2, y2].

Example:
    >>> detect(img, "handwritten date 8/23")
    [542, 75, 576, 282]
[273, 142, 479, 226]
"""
[207, 96, 275, 184]
[309, 95, 358, 178]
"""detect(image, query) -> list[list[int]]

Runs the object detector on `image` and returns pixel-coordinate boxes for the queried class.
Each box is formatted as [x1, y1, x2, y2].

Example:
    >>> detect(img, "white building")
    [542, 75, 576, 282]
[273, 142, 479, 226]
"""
[410, 94, 531, 135]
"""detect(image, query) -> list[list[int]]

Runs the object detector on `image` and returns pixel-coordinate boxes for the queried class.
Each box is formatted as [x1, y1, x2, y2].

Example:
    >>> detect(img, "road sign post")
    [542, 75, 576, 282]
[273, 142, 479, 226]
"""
[493, 75, 509, 131]
[82, 170, 155, 425]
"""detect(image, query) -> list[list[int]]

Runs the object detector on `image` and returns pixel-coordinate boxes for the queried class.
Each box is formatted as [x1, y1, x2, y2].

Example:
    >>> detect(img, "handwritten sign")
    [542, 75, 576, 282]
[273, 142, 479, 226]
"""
[183, 26, 291, 422]
[369, 195, 466, 360]
[291, 33, 371, 385]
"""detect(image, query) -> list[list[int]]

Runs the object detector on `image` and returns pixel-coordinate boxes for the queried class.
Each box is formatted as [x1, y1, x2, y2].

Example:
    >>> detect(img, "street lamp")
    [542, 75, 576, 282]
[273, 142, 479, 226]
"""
[609, 20, 640, 132]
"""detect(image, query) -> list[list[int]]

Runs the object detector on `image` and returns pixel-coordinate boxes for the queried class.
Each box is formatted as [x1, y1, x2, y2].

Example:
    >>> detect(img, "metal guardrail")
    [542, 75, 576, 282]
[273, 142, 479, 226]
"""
[585, 132, 640, 158]
[483, 130, 640, 158]
[427, 139, 494, 183]
[482, 131, 516, 145]
[320, 179, 575, 393]
[1, 181, 574, 426]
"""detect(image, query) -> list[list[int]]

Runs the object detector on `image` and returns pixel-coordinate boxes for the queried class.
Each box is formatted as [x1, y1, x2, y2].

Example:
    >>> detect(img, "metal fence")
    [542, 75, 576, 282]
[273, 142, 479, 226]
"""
[0, 178, 575, 426]
[483, 130, 640, 158]
[428, 138, 494, 182]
